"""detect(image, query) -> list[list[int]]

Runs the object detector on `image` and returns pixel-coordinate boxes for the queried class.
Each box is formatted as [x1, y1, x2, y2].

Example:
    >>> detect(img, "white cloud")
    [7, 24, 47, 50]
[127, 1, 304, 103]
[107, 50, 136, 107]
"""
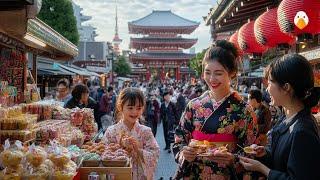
[73, 0, 215, 52]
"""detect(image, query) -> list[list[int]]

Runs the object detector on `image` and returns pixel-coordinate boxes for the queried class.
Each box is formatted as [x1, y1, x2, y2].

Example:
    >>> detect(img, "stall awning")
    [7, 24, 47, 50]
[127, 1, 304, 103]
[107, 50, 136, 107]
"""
[36, 58, 75, 76]
[25, 18, 78, 60]
[58, 64, 100, 77]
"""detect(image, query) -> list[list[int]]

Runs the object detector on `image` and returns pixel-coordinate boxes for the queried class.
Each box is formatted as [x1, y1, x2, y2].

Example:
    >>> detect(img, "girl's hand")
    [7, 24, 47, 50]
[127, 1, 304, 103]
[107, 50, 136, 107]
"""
[182, 146, 198, 162]
[250, 144, 266, 157]
[210, 151, 235, 167]
[122, 137, 141, 153]
[239, 156, 270, 176]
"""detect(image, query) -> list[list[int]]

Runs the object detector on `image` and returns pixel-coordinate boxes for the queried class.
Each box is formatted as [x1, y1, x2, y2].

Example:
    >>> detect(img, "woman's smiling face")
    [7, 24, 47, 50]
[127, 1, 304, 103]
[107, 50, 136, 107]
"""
[203, 60, 232, 94]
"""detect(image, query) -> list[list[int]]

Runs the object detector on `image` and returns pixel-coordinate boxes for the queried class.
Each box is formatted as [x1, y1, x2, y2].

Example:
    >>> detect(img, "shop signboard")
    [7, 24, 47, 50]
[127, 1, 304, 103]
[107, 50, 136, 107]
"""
[300, 48, 320, 61]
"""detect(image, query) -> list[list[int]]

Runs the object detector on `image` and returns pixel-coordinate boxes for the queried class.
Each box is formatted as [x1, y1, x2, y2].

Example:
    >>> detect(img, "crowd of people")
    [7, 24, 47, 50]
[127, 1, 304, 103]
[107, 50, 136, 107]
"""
[46, 40, 320, 180]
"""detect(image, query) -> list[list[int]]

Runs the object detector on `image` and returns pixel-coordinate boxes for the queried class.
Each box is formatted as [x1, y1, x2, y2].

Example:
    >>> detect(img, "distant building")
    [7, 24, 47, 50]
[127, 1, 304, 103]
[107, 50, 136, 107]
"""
[74, 41, 108, 61]
[129, 10, 199, 82]
[72, 1, 97, 41]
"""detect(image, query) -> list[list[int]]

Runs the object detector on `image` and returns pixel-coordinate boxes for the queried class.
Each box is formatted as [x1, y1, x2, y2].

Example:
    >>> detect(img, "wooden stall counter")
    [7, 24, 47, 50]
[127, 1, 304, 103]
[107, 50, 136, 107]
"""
[78, 165, 132, 180]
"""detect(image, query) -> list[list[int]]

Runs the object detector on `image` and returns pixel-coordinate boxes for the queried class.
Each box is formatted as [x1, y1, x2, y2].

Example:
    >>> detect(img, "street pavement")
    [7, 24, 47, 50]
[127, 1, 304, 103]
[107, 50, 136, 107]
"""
[155, 123, 178, 180]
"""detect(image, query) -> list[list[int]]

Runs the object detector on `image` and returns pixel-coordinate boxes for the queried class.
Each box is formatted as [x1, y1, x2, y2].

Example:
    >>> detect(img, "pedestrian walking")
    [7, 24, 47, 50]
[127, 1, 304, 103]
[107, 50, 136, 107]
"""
[160, 91, 178, 153]
[145, 93, 160, 136]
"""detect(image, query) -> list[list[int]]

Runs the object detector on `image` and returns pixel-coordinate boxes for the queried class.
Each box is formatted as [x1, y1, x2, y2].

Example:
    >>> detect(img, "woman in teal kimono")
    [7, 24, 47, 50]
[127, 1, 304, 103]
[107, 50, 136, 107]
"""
[173, 40, 258, 180]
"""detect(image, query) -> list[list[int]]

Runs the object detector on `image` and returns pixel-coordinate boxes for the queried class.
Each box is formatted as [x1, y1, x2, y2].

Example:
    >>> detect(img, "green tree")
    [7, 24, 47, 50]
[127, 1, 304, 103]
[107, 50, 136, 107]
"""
[114, 56, 132, 77]
[189, 49, 206, 77]
[37, 0, 79, 45]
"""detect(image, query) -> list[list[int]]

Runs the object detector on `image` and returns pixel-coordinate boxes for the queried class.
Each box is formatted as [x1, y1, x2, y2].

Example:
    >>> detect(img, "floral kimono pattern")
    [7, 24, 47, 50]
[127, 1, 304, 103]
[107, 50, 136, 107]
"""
[103, 121, 160, 180]
[173, 91, 258, 180]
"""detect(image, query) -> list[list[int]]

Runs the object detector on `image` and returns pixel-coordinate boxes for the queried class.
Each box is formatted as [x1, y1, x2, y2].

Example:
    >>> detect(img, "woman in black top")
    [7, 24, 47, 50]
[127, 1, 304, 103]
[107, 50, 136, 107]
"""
[65, 84, 100, 129]
[240, 54, 320, 180]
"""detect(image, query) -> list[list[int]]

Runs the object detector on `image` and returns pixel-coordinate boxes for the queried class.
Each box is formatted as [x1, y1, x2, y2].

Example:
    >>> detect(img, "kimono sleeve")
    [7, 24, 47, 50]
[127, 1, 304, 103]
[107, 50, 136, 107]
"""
[268, 130, 320, 180]
[102, 126, 118, 144]
[172, 101, 195, 163]
[234, 104, 258, 147]
[141, 128, 160, 180]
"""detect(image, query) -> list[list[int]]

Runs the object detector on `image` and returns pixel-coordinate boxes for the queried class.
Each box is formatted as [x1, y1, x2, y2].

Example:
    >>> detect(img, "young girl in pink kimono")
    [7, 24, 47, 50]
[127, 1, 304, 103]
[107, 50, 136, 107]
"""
[103, 87, 160, 180]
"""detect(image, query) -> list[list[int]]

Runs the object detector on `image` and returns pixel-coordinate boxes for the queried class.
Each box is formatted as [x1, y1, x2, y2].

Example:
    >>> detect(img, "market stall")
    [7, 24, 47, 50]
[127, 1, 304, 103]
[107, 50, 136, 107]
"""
[0, 3, 133, 180]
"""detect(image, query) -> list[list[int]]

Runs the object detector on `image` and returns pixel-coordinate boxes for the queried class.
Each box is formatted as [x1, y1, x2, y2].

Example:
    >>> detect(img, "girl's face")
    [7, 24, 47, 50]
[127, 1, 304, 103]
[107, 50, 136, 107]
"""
[266, 76, 286, 106]
[203, 61, 232, 94]
[122, 99, 144, 124]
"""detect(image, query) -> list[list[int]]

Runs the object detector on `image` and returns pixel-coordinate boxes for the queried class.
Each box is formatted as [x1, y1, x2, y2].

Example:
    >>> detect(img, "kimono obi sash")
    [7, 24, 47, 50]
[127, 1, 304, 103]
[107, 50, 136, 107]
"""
[192, 130, 237, 148]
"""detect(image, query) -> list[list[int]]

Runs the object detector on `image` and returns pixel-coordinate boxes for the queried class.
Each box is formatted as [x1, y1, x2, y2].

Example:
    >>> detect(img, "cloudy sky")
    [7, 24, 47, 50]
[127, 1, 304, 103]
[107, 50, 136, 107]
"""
[73, 0, 216, 53]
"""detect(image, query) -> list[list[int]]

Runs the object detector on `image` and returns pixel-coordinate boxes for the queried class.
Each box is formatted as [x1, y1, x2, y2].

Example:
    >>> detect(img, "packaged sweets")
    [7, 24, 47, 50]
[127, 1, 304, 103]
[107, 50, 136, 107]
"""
[26, 144, 47, 167]
[0, 140, 25, 168]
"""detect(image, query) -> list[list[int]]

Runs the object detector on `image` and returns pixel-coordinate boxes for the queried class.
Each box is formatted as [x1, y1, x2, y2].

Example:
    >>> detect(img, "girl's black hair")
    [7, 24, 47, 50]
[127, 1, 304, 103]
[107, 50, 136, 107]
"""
[71, 84, 89, 102]
[115, 87, 145, 121]
[267, 54, 320, 108]
[203, 40, 239, 78]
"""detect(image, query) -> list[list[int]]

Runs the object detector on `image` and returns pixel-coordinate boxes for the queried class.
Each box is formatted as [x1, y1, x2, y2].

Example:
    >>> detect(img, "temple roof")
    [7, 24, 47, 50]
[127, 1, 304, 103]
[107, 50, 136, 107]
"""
[130, 52, 195, 60]
[130, 37, 197, 49]
[129, 10, 199, 27]
[131, 37, 197, 43]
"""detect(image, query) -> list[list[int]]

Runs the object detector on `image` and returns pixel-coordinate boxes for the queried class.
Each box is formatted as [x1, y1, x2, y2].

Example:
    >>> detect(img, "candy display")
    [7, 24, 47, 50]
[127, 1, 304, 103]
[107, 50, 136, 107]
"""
[81, 141, 106, 155]
[0, 140, 25, 179]
[35, 120, 69, 143]
[0, 81, 17, 107]
[101, 143, 129, 167]
[0, 130, 36, 144]
[47, 142, 77, 180]
[26, 144, 47, 167]
[0, 48, 26, 104]
[21, 103, 54, 121]
[0, 114, 37, 130]
[52, 106, 72, 120]
[24, 144, 50, 180]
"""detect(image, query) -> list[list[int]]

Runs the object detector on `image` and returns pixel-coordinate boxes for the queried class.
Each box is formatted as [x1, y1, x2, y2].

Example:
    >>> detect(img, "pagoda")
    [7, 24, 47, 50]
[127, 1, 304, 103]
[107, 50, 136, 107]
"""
[128, 10, 199, 81]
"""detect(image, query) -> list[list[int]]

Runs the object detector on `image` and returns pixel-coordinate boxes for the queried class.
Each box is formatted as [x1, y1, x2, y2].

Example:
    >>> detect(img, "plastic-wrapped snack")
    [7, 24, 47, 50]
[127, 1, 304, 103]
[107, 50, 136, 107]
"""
[42, 105, 53, 120]
[0, 164, 24, 180]
[47, 141, 72, 168]
[0, 140, 25, 168]
[53, 160, 77, 180]
[26, 144, 47, 167]
[24, 163, 50, 180]
[70, 109, 84, 126]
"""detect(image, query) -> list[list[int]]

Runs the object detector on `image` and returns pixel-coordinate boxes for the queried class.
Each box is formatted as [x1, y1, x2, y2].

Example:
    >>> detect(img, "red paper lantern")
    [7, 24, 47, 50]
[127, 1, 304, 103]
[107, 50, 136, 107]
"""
[278, 0, 320, 36]
[238, 21, 268, 54]
[229, 31, 243, 56]
[254, 8, 295, 48]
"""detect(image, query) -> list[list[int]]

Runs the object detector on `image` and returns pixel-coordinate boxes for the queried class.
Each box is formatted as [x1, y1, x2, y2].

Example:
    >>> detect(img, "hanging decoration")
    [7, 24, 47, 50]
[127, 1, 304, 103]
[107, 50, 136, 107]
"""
[229, 31, 243, 57]
[254, 8, 295, 49]
[277, 0, 320, 42]
[238, 20, 268, 55]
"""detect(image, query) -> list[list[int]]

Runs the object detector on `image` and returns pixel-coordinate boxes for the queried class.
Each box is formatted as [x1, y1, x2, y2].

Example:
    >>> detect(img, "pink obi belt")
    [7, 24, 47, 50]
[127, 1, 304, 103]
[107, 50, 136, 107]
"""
[192, 130, 237, 144]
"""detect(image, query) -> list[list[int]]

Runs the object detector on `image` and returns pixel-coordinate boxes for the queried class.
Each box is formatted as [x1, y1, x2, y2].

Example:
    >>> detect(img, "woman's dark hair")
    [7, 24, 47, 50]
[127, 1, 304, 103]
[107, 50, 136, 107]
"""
[115, 87, 145, 122]
[249, 89, 263, 103]
[57, 78, 70, 88]
[71, 84, 89, 102]
[203, 40, 239, 78]
[266, 54, 320, 108]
